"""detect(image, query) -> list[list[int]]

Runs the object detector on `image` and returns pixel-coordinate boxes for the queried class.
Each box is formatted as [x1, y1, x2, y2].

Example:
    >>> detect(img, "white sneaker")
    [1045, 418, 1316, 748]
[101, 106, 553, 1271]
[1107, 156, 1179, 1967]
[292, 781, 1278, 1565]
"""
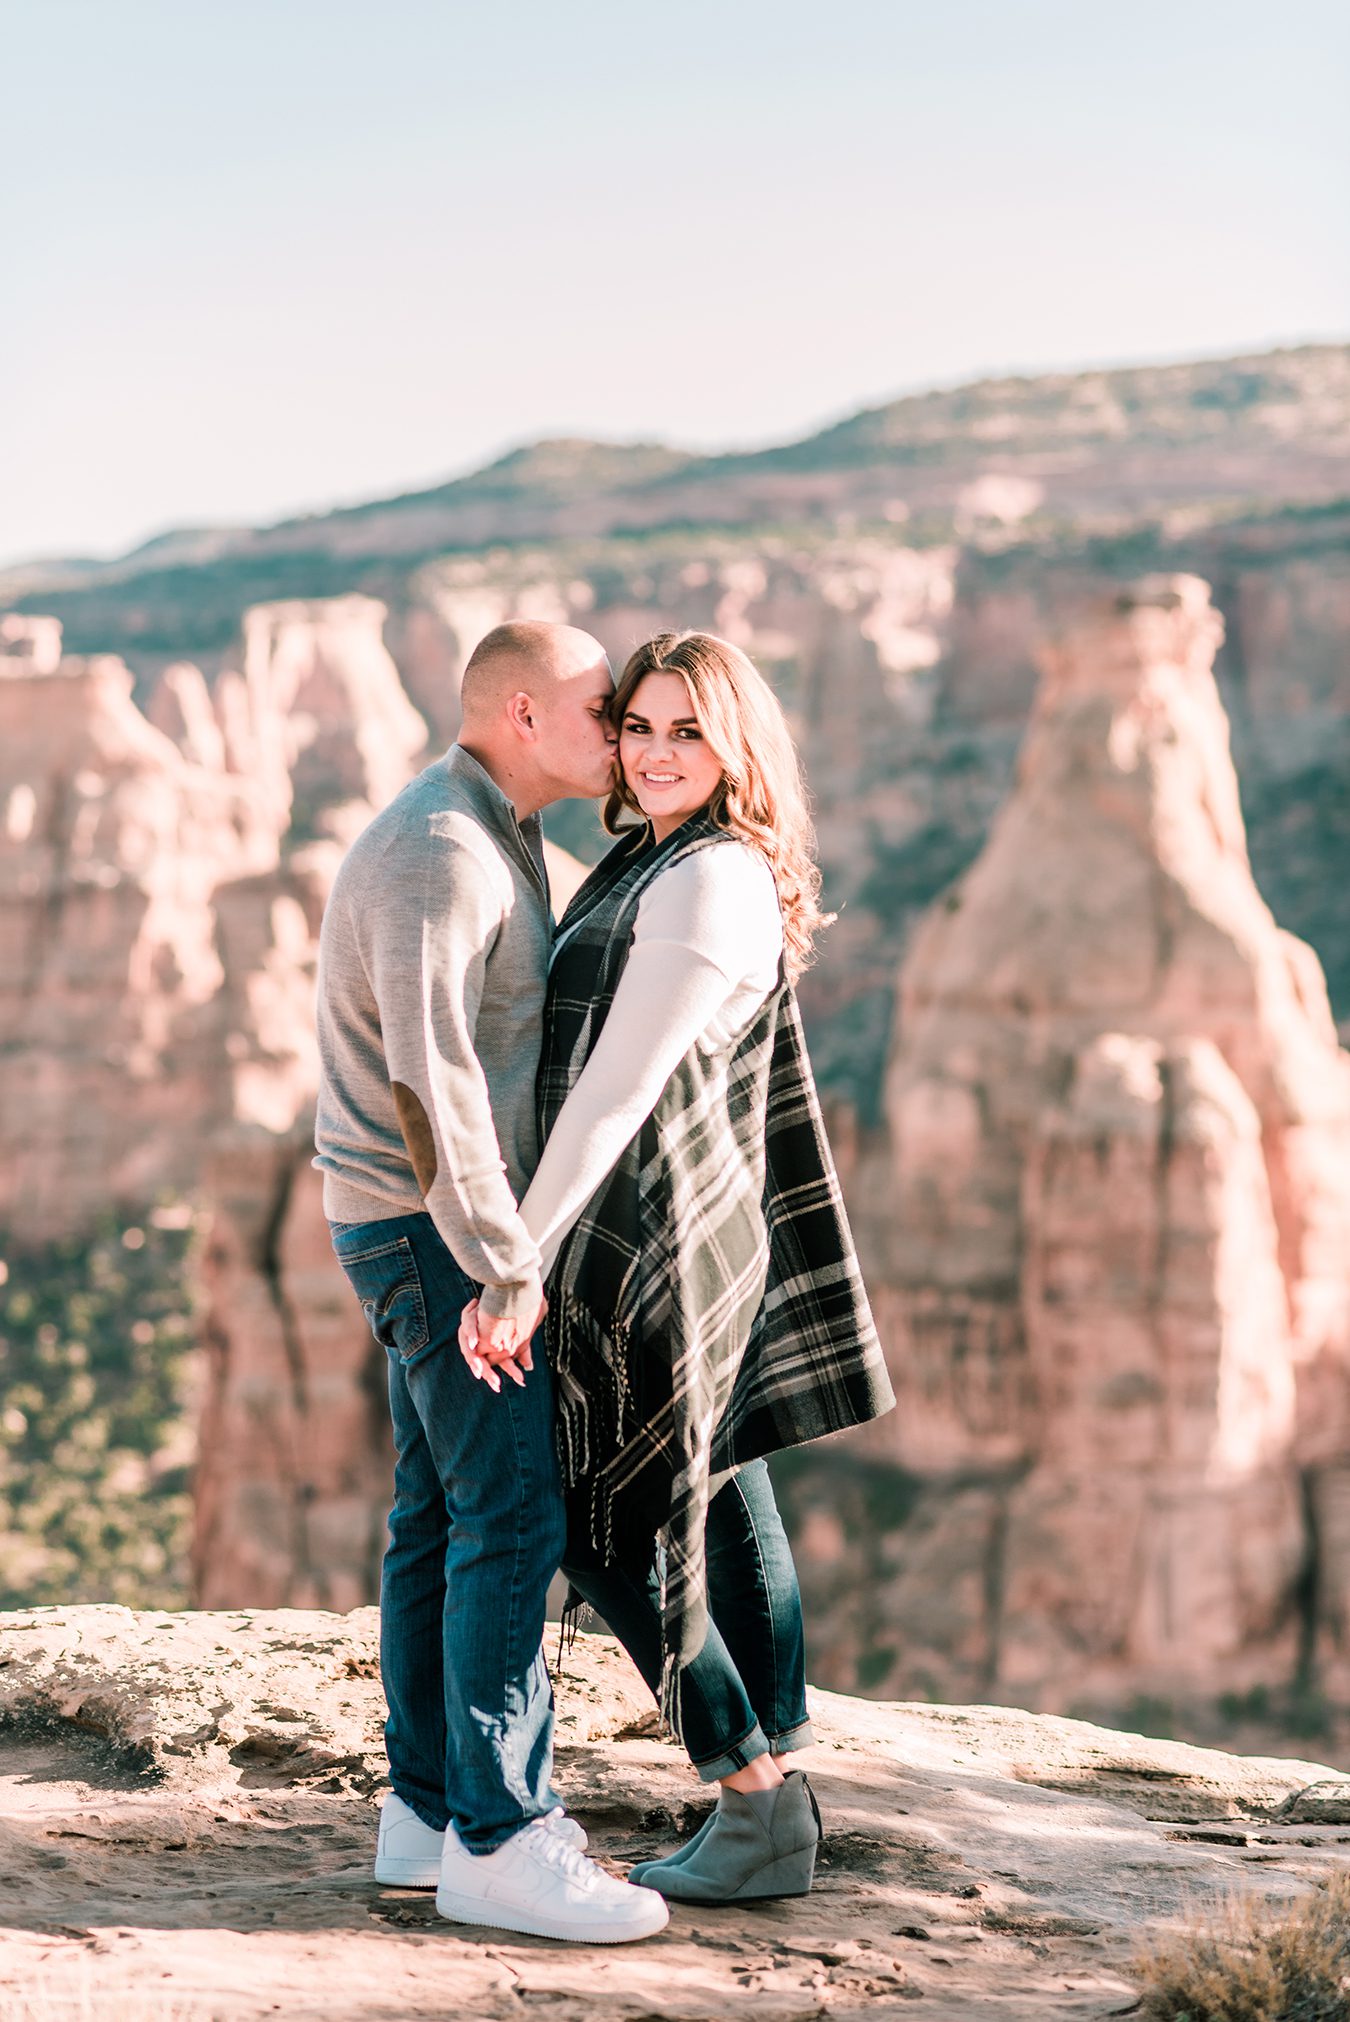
[436, 1819, 670, 1943]
[376, 1792, 444, 1886]
[375, 1794, 588, 1888]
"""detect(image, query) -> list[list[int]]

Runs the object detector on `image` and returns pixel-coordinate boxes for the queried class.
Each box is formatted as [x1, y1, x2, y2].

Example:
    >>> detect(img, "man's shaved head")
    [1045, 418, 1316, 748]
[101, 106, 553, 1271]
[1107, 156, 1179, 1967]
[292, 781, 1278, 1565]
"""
[454, 619, 616, 816]
[460, 620, 608, 724]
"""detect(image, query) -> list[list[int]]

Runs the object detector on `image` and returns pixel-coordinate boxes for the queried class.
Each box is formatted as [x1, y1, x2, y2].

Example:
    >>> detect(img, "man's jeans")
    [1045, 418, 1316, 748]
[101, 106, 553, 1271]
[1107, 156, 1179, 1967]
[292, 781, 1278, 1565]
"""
[563, 1458, 814, 1781]
[330, 1211, 566, 1852]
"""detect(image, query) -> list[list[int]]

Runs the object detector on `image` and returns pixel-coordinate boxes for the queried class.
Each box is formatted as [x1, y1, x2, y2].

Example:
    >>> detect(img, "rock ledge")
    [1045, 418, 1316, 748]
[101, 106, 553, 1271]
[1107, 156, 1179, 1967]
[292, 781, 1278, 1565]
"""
[2, 1605, 1349, 2021]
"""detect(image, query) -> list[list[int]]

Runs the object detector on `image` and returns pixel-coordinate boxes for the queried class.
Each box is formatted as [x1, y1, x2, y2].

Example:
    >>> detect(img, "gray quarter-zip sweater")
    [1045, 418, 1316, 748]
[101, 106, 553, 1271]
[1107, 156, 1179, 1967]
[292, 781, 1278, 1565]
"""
[313, 745, 551, 1321]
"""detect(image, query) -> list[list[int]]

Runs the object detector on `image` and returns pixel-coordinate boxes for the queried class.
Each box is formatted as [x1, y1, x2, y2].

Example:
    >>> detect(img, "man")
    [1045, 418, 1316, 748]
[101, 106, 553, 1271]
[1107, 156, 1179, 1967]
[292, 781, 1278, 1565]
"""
[314, 621, 668, 1944]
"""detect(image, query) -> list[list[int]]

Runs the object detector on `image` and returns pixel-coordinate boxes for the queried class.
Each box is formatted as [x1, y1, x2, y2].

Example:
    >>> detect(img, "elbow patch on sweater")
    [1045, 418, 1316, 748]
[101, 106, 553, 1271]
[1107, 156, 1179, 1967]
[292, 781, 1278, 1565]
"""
[391, 1081, 438, 1196]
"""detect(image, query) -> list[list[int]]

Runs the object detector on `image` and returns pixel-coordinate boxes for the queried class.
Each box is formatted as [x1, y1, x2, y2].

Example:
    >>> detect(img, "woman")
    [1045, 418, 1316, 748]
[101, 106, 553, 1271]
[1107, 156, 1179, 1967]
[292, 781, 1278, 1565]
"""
[463, 631, 894, 1903]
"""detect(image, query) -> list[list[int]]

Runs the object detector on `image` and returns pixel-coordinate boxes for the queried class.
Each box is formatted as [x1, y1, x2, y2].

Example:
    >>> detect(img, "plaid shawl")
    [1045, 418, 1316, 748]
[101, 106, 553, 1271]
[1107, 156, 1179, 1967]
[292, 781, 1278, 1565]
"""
[539, 814, 894, 1719]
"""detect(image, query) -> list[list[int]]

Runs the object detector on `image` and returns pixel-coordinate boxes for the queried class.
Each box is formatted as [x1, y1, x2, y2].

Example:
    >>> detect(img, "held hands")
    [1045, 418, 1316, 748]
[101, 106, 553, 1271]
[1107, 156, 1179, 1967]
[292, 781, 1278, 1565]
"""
[458, 1277, 547, 1392]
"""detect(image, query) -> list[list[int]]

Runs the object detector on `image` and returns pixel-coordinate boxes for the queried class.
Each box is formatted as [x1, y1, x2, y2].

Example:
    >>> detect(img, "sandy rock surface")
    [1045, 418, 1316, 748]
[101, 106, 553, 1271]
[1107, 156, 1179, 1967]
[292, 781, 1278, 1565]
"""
[3, 1608, 1350, 2019]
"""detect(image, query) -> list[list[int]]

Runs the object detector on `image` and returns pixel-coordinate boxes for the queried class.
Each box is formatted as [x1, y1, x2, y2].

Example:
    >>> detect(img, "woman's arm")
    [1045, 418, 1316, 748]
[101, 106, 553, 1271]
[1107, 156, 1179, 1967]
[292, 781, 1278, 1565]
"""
[521, 843, 782, 1277]
[523, 941, 736, 1275]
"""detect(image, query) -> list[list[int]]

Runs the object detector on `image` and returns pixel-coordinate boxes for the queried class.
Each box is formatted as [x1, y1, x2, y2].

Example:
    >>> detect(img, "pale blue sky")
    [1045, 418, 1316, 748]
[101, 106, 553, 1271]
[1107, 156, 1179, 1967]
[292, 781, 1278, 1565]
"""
[4, 0, 1347, 564]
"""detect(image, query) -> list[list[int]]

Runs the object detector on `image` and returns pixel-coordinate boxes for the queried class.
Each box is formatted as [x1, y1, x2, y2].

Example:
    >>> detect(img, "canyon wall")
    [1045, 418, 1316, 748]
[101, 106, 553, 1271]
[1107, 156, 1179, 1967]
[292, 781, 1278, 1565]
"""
[3, 550, 1349, 1734]
[0, 621, 282, 1238]
[0, 602, 426, 1609]
[784, 577, 1350, 1719]
[0, 597, 590, 1613]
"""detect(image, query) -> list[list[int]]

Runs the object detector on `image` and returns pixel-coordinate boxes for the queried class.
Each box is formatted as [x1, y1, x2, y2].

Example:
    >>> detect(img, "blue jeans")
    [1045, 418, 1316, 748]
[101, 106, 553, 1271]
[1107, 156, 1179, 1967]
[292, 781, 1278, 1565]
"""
[562, 1458, 814, 1781]
[330, 1211, 567, 1852]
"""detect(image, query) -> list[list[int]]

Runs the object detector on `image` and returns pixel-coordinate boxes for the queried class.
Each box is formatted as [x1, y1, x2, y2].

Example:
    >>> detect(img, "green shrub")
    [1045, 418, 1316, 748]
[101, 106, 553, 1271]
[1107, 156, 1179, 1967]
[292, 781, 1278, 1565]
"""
[1136, 1874, 1350, 2021]
[0, 1207, 203, 1609]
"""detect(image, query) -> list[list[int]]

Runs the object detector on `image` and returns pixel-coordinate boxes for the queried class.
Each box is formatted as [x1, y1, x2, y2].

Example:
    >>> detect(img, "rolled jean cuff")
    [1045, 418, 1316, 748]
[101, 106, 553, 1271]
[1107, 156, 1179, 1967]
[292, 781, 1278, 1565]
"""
[689, 1718, 772, 1784]
[768, 1717, 814, 1754]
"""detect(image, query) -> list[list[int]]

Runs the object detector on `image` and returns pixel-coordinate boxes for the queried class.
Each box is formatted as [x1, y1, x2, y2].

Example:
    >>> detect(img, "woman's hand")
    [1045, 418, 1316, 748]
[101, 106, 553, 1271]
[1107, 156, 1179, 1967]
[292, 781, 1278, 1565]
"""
[458, 1294, 546, 1391]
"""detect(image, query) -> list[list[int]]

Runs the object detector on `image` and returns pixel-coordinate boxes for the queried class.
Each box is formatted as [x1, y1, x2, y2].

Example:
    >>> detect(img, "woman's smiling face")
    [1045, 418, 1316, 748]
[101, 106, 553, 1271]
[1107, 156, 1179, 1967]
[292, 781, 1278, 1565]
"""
[617, 671, 725, 842]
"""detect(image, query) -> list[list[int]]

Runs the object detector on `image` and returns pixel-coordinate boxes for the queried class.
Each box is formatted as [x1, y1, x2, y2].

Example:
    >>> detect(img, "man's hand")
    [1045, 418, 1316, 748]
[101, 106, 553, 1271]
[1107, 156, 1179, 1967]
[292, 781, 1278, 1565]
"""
[459, 1281, 547, 1391]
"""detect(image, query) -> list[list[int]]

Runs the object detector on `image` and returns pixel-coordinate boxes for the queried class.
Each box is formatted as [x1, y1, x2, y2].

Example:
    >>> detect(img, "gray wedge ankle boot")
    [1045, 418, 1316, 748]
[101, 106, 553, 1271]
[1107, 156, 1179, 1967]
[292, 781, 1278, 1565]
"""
[628, 1804, 718, 1884]
[628, 1771, 821, 1903]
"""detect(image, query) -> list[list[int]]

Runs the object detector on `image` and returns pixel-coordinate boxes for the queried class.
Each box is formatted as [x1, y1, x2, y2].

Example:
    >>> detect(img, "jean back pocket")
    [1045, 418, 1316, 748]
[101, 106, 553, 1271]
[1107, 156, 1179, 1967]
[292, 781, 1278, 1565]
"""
[333, 1232, 431, 1364]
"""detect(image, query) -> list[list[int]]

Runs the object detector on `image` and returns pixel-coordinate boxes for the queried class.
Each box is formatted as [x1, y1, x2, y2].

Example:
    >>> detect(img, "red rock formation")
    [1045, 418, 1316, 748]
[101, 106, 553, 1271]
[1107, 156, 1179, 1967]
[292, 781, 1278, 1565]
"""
[0, 613, 63, 674]
[0, 633, 281, 1239]
[173, 600, 428, 1608]
[236, 597, 427, 839]
[0, 591, 598, 1611]
[193, 1144, 391, 1611]
[8, 557, 1347, 1724]
[843, 576, 1350, 1710]
[0, 600, 437, 1609]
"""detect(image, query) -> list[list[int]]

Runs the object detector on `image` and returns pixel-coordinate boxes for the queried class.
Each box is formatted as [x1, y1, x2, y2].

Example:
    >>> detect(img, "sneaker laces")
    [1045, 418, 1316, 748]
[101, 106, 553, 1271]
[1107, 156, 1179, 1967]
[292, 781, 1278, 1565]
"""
[541, 1804, 586, 1847]
[518, 1820, 603, 1891]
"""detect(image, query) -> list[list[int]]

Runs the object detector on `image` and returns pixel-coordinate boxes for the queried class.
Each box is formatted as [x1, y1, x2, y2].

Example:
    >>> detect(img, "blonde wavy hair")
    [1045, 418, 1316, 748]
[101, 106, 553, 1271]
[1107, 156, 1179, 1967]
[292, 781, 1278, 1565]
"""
[603, 631, 832, 981]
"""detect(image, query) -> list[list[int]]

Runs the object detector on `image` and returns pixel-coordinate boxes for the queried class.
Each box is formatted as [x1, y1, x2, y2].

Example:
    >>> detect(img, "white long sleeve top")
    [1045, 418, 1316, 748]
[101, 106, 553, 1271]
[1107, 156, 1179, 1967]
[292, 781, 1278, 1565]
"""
[519, 839, 784, 1279]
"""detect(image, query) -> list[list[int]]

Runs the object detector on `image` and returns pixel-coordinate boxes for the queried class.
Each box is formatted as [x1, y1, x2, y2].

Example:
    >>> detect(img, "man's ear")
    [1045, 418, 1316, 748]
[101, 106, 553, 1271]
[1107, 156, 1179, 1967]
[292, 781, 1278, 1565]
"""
[505, 690, 536, 740]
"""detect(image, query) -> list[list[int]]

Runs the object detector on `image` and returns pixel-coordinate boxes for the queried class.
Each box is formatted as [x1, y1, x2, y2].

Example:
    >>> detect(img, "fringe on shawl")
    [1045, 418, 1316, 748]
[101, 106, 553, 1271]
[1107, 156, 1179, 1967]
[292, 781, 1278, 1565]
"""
[659, 1646, 683, 1733]
[549, 1291, 628, 1476]
[654, 1520, 701, 1736]
[551, 1285, 717, 1735]
[550, 1287, 638, 1570]
[552, 1588, 588, 1686]
[551, 1283, 691, 1735]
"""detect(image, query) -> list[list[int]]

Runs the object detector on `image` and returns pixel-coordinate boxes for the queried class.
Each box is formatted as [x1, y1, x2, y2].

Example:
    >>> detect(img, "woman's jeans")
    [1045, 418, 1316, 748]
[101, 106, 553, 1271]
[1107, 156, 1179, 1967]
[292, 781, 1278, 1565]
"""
[563, 1457, 814, 1781]
[330, 1211, 566, 1853]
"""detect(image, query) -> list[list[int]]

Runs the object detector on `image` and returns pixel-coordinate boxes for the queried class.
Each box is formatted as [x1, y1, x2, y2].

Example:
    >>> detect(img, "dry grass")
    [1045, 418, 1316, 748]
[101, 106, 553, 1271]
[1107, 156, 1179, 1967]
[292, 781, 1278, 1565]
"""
[1136, 1873, 1350, 2021]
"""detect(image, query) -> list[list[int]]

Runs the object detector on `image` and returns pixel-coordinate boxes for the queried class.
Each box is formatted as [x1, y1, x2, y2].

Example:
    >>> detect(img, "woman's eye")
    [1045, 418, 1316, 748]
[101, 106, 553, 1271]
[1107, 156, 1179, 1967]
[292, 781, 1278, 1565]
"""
[675, 727, 703, 741]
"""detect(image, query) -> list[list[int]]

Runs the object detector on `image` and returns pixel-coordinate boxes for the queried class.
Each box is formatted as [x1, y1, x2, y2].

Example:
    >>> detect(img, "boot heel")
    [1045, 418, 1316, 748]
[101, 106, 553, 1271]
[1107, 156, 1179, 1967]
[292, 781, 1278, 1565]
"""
[735, 1842, 817, 1900]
